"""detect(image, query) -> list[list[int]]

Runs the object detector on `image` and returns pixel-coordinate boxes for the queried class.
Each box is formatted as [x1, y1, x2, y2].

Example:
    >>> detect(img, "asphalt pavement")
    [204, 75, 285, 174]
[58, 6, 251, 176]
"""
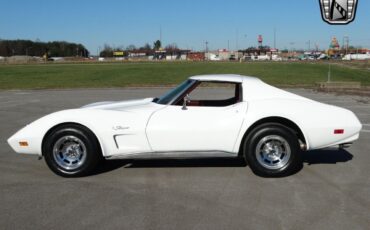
[0, 88, 369, 230]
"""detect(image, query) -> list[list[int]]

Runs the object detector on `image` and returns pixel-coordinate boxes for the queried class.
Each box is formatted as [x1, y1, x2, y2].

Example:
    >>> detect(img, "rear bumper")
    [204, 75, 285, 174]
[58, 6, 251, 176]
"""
[320, 133, 360, 150]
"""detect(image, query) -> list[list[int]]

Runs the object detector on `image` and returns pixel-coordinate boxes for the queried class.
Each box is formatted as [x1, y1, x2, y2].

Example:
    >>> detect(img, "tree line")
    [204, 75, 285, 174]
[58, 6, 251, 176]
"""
[0, 39, 89, 57]
[99, 40, 180, 57]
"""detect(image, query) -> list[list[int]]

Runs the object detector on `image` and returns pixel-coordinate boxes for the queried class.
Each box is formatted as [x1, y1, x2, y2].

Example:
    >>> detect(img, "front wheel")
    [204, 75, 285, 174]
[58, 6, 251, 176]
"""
[43, 124, 101, 177]
[243, 124, 302, 177]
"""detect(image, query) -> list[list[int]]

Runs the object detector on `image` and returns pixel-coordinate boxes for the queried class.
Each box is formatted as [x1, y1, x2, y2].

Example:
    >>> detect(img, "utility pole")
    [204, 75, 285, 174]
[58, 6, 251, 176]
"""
[159, 25, 162, 47]
[244, 34, 247, 50]
[274, 27, 276, 49]
[342, 36, 345, 50]
[343, 35, 349, 55]
[205, 41, 209, 53]
[290, 42, 295, 54]
[236, 29, 239, 51]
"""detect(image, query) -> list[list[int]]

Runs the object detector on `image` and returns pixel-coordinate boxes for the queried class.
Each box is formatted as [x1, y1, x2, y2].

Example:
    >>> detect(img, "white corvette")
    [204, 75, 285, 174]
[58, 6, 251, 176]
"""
[8, 75, 362, 177]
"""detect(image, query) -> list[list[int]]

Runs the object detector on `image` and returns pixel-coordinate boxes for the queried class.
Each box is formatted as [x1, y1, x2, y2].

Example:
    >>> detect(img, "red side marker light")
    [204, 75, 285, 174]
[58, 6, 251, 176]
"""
[334, 129, 344, 134]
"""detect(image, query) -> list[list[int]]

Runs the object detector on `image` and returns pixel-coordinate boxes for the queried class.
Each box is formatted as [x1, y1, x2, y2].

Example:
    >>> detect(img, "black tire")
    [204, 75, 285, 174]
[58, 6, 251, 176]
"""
[243, 123, 302, 177]
[43, 124, 102, 177]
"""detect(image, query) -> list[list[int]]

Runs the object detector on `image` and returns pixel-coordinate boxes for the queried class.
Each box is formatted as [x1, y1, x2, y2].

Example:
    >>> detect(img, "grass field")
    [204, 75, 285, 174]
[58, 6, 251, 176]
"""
[0, 61, 369, 89]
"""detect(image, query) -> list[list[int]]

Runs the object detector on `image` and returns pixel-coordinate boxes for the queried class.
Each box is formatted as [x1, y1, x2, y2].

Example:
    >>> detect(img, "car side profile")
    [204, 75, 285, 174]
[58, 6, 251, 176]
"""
[8, 74, 362, 177]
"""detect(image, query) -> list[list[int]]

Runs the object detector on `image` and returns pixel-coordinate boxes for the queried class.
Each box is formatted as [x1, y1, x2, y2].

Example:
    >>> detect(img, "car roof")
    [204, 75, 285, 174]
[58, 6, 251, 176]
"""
[189, 74, 260, 83]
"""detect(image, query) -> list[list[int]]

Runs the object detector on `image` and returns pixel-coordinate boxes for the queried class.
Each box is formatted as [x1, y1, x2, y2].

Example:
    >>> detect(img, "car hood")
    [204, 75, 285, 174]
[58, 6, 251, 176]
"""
[81, 97, 156, 111]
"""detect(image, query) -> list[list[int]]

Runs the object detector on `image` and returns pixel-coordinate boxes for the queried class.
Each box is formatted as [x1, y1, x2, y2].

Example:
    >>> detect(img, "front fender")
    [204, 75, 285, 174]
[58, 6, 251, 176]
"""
[7, 109, 150, 157]
[8, 110, 106, 156]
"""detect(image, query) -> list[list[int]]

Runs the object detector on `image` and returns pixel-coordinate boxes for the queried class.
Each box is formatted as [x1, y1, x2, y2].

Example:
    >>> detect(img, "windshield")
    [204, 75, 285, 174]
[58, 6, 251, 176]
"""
[154, 79, 194, 105]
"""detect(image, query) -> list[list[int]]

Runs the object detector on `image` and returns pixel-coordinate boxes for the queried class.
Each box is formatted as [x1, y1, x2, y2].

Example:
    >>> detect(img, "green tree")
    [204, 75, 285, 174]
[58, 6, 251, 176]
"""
[0, 39, 89, 57]
[153, 40, 161, 50]
[99, 44, 113, 57]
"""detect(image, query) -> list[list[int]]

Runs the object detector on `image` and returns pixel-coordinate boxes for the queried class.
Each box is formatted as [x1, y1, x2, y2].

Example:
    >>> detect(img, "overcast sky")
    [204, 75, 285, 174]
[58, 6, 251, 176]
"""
[0, 0, 369, 54]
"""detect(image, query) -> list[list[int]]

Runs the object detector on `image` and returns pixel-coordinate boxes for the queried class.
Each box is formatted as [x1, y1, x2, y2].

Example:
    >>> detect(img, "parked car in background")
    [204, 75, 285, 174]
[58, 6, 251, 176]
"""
[229, 54, 236, 61]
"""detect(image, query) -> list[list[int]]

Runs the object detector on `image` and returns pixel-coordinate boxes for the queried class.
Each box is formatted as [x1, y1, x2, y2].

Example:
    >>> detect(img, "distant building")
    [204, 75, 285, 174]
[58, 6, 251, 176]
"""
[128, 50, 150, 58]
[240, 48, 280, 61]
[164, 49, 190, 60]
[240, 47, 275, 56]
[187, 52, 205, 61]
[126, 49, 190, 60]
[205, 49, 242, 61]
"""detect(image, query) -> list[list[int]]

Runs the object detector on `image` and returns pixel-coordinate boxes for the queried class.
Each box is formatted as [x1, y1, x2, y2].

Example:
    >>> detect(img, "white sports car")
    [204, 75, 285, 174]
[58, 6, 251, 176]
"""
[8, 74, 362, 177]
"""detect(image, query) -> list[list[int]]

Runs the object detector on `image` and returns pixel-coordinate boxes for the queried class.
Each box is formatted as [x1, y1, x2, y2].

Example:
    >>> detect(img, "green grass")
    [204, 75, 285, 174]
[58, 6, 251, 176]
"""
[0, 62, 369, 89]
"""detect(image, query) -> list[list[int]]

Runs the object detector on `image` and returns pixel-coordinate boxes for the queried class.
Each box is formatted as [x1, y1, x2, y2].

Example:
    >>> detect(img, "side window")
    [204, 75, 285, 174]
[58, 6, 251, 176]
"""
[176, 81, 241, 107]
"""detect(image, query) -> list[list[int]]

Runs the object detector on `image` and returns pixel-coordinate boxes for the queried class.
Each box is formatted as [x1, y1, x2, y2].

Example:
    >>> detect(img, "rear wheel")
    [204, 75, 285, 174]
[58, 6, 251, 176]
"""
[43, 124, 101, 177]
[243, 123, 302, 177]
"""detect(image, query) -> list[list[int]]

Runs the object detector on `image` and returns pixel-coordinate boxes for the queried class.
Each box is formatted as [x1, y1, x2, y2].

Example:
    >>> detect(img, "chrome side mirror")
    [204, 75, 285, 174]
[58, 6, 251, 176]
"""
[182, 94, 191, 110]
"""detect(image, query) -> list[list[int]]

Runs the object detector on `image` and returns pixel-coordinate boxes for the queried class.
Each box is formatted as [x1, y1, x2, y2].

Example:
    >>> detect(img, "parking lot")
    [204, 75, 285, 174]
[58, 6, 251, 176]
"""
[0, 88, 369, 229]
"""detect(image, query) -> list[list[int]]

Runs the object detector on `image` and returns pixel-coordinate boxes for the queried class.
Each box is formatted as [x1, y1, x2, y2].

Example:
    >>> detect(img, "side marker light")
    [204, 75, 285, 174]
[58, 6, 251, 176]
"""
[334, 129, 344, 134]
[19, 141, 29, 147]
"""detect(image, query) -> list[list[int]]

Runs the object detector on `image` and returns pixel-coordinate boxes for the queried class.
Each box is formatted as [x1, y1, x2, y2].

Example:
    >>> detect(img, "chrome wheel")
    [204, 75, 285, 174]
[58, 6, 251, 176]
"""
[255, 135, 291, 170]
[52, 135, 87, 170]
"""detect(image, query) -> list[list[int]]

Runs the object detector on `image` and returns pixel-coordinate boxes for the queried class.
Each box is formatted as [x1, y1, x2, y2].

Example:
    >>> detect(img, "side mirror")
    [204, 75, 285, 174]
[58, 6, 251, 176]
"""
[182, 94, 191, 110]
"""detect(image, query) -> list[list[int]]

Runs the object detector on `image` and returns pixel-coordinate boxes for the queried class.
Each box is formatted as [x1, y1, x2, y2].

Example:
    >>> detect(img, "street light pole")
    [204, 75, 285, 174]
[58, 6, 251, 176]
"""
[236, 29, 239, 51]
[244, 34, 247, 49]
[289, 42, 295, 58]
[274, 27, 276, 49]
[343, 35, 349, 55]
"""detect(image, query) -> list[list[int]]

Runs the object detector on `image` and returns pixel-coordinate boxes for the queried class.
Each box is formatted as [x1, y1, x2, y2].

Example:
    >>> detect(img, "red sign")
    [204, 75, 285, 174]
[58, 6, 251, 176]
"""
[258, 35, 263, 43]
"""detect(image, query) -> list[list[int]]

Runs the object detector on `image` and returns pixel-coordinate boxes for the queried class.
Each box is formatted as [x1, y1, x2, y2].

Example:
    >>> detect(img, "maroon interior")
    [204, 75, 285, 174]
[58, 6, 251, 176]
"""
[174, 82, 242, 107]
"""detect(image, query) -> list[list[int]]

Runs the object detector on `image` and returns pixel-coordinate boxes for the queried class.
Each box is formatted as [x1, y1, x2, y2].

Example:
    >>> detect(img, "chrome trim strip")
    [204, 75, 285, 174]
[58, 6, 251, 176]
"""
[105, 150, 238, 160]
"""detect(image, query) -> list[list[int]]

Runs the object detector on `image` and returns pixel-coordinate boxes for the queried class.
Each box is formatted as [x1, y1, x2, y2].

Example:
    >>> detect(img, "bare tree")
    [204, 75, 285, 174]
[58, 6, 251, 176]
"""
[165, 43, 178, 51]
[126, 44, 136, 51]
